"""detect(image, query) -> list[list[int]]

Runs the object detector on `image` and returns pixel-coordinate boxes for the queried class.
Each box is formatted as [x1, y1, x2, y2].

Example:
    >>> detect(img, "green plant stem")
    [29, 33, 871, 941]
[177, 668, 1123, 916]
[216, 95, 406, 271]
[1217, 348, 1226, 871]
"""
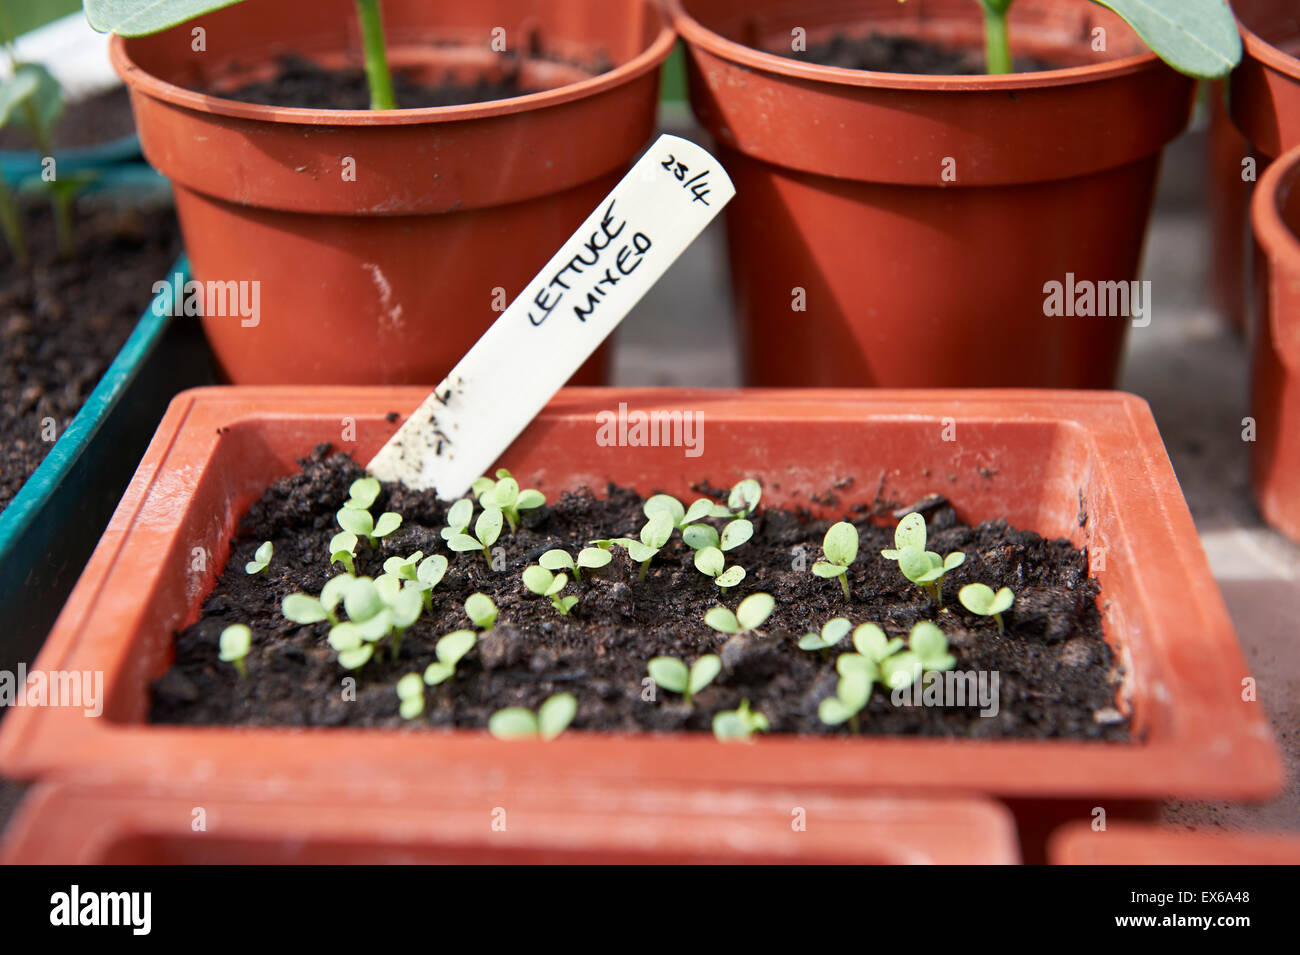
[0, 172, 28, 268]
[639, 561, 649, 582]
[994, 612, 1004, 636]
[838, 573, 850, 602]
[849, 712, 860, 735]
[354, 0, 396, 110]
[981, 2, 1012, 75]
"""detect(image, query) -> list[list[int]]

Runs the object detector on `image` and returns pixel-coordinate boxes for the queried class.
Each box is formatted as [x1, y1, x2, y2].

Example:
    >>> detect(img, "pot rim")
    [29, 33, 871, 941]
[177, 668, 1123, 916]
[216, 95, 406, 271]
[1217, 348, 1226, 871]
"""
[108, 1, 675, 127]
[1237, 6, 1300, 82]
[666, 0, 1165, 92]
[1251, 139, 1300, 270]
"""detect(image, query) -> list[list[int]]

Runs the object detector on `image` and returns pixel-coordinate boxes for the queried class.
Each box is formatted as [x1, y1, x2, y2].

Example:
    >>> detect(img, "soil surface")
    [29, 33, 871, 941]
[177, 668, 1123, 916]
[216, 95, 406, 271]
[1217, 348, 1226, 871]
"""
[212, 53, 602, 110]
[0, 203, 182, 512]
[781, 31, 1060, 75]
[152, 448, 1128, 740]
[0, 86, 136, 152]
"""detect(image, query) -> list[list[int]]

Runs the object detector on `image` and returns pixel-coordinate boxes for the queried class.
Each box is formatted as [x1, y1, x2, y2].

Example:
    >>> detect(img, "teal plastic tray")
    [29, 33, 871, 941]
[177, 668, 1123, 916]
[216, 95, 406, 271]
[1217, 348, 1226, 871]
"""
[0, 256, 213, 675]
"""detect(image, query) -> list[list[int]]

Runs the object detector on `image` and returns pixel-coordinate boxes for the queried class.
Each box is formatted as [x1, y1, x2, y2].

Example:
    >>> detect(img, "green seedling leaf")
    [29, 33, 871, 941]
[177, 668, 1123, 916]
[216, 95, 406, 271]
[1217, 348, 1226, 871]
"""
[523, 564, 557, 595]
[4, 63, 62, 133]
[694, 546, 725, 577]
[1092, 0, 1242, 80]
[798, 617, 851, 652]
[441, 499, 474, 540]
[647, 657, 689, 694]
[416, 555, 448, 589]
[424, 629, 477, 685]
[704, 606, 740, 634]
[682, 524, 719, 550]
[736, 592, 775, 631]
[329, 531, 357, 574]
[218, 624, 251, 677]
[728, 479, 762, 518]
[881, 512, 926, 560]
[85, 0, 250, 36]
[347, 476, 381, 510]
[959, 582, 1015, 634]
[879, 650, 923, 690]
[644, 494, 686, 527]
[396, 672, 424, 719]
[282, 593, 329, 625]
[909, 621, 956, 672]
[539, 692, 577, 739]
[243, 541, 272, 575]
[712, 698, 770, 742]
[577, 547, 611, 571]
[373, 512, 402, 538]
[0, 70, 40, 128]
[715, 566, 746, 589]
[337, 507, 373, 538]
[344, 577, 385, 622]
[383, 551, 423, 581]
[465, 593, 498, 630]
[823, 521, 859, 566]
[488, 707, 538, 739]
[539, 549, 575, 573]
[641, 511, 674, 549]
[682, 497, 717, 524]
[720, 519, 753, 551]
[852, 623, 903, 662]
[475, 507, 502, 546]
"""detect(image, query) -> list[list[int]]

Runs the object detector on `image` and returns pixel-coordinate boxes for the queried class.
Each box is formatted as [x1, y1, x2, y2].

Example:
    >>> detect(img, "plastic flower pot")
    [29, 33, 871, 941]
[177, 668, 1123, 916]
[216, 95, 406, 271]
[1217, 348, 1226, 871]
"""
[1247, 140, 1300, 542]
[111, 0, 673, 386]
[668, 0, 1194, 388]
[0, 258, 212, 680]
[0, 388, 1279, 834]
[1, 785, 1020, 864]
[1049, 820, 1300, 864]
[1219, 1, 1300, 334]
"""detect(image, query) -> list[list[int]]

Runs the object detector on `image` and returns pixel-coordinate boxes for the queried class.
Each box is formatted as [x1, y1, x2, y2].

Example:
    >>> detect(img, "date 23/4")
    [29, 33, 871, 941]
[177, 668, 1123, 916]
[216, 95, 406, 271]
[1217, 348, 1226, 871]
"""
[661, 154, 712, 205]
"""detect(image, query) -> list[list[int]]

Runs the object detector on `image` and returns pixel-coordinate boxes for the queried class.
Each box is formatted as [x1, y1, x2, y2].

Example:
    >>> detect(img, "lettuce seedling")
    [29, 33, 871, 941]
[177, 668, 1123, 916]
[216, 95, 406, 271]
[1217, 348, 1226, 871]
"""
[612, 510, 674, 581]
[813, 521, 858, 601]
[282, 573, 354, 628]
[645, 494, 725, 529]
[423, 629, 478, 686]
[447, 506, 503, 563]
[959, 583, 1015, 634]
[465, 593, 498, 631]
[883, 513, 965, 605]
[383, 552, 448, 609]
[396, 673, 424, 720]
[244, 541, 272, 575]
[647, 654, 721, 706]
[864, 621, 958, 690]
[540, 546, 612, 581]
[693, 546, 746, 590]
[473, 469, 545, 532]
[727, 479, 762, 519]
[712, 699, 770, 742]
[85, 0, 399, 108]
[681, 517, 753, 553]
[798, 617, 852, 654]
[704, 592, 775, 635]
[440, 498, 474, 542]
[818, 666, 871, 733]
[343, 476, 381, 511]
[336, 506, 401, 548]
[488, 693, 578, 741]
[329, 531, 357, 575]
[316, 575, 422, 669]
[218, 624, 251, 678]
[895, 0, 1239, 79]
[522, 565, 577, 616]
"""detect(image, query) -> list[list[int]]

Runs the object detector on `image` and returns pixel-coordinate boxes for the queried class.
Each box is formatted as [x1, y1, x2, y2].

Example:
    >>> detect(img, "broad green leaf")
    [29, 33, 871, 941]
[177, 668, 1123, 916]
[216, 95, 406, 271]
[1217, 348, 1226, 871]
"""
[417, 555, 448, 589]
[720, 519, 753, 551]
[488, 707, 538, 739]
[823, 521, 859, 566]
[852, 623, 902, 662]
[648, 657, 689, 693]
[988, 586, 1015, 615]
[715, 566, 746, 588]
[838, 670, 872, 711]
[728, 479, 761, 515]
[909, 621, 948, 659]
[822, 618, 851, 645]
[447, 534, 484, 553]
[736, 592, 775, 631]
[836, 653, 874, 679]
[399, 696, 424, 720]
[704, 607, 739, 634]
[539, 549, 574, 572]
[329, 623, 364, 652]
[374, 573, 402, 606]
[516, 489, 545, 510]
[282, 594, 327, 624]
[818, 697, 854, 726]
[694, 546, 725, 577]
[556, 595, 578, 615]
[683, 498, 716, 524]
[522, 565, 555, 595]
[1092, 0, 1242, 80]
[577, 547, 611, 570]
[348, 477, 380, 509]
[337, 508, 373, 538]
[395, 673, 423, 699]
[545, 572, 568, 598]
[320, 574, 353, 612]
[624, 541, 656, 563]
[893, 512, 927, 552]
[5, 64, 62, 133]
[329, 531, 357, 556]
[689, 655, 722, 694]
[218, 624, 250, 661]
[344, 578, 384, 622]
[373, 512, 402, 538]
[465, 593, 498, 629]
[475, 507, 502, 546]
[812, 561, 845, 578]
[423, 661, 455, 686]
[644, 494, 685, 526]
[538, 693, 577, 740]
[486, 476, 519, 509]
[943, 551, 966, 571]
[85, 0, 249, 36]
[389, 587, 423, 629]
[337, 645, 374, 670]
[682, 524, 720, 551]
[880, 651, 922, 690]
[641, 511, 674, 549]
[436, 629, 477, 666]
[446, 498, 473, 530]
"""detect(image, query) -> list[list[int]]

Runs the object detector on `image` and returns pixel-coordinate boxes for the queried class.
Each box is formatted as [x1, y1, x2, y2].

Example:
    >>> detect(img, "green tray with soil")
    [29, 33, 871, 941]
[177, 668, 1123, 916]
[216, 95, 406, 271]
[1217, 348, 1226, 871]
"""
[0, 195, 212, 677]
[0, 388, 1279, 815]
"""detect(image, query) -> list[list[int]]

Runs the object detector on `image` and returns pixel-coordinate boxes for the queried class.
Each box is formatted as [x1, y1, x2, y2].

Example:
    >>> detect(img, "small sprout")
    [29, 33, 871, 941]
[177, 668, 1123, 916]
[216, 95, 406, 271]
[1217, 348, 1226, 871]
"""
[712, 698, 770, 742]
[613, 511, 674, 581]
[328, 624, 373, 670]
[682, 524, 719, 550]
[440, 498, 474, 542]
[344, 477, 381, 511]
[719, 518, 754, 551]
[465, 593, 498, 630]
[704, 592, 775, 635]
[644, 494, 722, 529]
[522, 565, 578, 616]
[446, 506, 503, 562]
[488, 692, 577, 740]
[798, 616, 852, 653]
[336, 505, 401, 546]
[727, 479, 762, 518]
[218, 624, 251, 678]
[423, 630, 478, 686]
[818, 666, 871, 733]
[384, 551, 448, 610]
[856, 621, 957, 691]
[909, 621, 957, 672]
[539, 546, 612, 581]
[282, 573, 353, 627]
[329, 531, 357, 575]
[646, 654, 721, 706]
[883, 513, 965, 606]
[812, 521, 858, 601]
[396, 673, 424, 720]
[959, 583, 1015, 635]
[318, 574, 422, 669]
[383, 550, 423, 580]
[244, 541, 273, 575]
[475, 469, 545, 531]
[693, 546, 746, 590]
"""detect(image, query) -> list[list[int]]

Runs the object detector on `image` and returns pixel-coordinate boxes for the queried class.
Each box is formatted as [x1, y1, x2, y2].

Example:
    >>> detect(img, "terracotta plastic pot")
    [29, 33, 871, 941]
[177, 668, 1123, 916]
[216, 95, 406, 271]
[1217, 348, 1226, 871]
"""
[1219, 2, 1300, 335]
[1248, 141, 1300, 541]
[1050, 820, 1300, 864]
[0, 388, 1278, 816]
[112, 0, 673, 385]
[1, 785, 1020, 863]
[668, 0, 1194, 388]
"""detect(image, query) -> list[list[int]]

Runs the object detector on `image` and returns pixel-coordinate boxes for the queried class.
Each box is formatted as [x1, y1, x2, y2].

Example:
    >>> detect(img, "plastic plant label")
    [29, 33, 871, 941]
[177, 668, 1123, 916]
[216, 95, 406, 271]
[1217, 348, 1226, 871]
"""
[368, 134, 735, 497]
